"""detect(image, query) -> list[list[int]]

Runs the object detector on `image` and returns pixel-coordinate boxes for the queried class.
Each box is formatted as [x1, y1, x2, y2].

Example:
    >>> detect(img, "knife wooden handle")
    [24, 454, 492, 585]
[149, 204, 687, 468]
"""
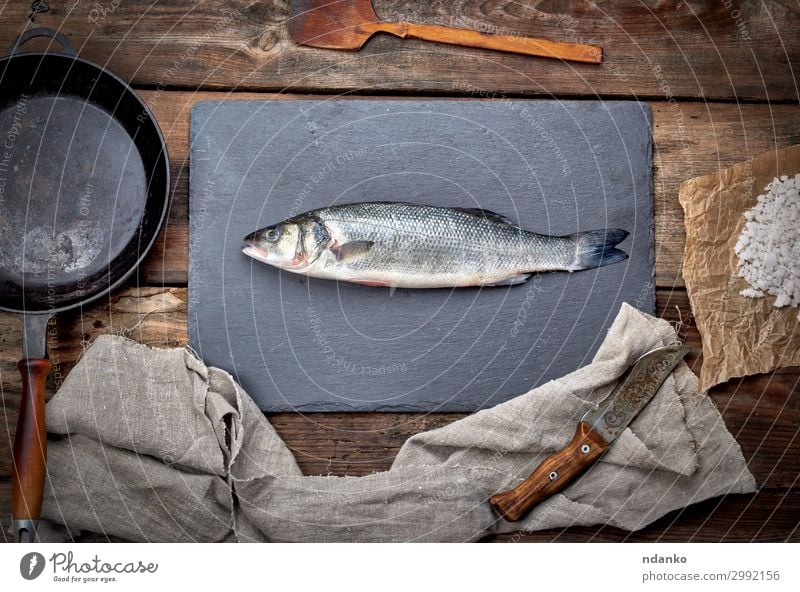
[12, 358, 51, 541]
[375, 22, 602, 64]
[489, 421, 610, 522]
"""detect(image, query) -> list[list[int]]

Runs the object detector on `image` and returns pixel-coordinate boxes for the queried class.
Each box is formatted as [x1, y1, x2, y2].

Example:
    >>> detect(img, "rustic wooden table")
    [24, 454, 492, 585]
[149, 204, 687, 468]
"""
[1, 1, 798, 542]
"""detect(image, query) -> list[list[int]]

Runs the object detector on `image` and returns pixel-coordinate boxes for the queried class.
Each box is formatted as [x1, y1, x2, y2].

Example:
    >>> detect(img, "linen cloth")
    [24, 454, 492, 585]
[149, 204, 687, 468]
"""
[39, 303, 755, 542]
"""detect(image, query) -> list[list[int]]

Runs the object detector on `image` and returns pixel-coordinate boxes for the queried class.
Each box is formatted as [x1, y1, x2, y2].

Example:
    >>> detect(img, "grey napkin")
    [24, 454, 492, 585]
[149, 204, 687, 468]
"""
[39, 303, 755, 542]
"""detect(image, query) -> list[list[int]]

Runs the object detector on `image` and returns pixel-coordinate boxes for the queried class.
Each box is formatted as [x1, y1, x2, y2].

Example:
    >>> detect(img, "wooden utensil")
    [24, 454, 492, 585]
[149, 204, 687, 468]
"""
[288, 0, 602, 64]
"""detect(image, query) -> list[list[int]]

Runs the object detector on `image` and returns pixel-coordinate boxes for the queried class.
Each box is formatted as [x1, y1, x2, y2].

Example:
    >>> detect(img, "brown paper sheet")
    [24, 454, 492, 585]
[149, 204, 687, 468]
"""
[679, 144, 800, 391]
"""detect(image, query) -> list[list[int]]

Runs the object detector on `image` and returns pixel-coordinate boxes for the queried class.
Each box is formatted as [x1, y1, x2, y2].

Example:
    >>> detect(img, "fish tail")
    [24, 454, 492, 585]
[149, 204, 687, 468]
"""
[568, 229, 629, 271]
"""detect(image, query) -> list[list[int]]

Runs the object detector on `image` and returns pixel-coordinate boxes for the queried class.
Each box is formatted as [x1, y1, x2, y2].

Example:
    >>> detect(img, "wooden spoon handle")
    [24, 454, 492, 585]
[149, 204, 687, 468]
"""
[378, 22, 602, 64]
[489, 421, 610, 522]
[12, 358, 51, 542]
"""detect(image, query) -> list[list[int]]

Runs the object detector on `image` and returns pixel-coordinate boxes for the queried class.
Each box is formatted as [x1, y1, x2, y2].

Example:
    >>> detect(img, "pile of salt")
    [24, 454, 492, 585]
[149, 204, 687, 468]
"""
[734, 174, 800, 320]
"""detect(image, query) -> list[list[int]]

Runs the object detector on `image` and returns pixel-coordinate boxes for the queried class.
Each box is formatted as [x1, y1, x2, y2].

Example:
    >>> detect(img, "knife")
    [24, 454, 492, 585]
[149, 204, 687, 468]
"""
[489, 343, 692, 522]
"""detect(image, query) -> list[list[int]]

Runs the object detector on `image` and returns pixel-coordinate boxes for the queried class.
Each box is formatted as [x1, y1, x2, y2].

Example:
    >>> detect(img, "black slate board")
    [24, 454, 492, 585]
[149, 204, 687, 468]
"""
[189, 99, 654, 412]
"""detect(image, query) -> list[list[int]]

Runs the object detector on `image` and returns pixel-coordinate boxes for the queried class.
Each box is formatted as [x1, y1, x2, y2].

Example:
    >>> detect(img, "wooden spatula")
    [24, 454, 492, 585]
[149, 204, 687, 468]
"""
[288, 0, 602, 64]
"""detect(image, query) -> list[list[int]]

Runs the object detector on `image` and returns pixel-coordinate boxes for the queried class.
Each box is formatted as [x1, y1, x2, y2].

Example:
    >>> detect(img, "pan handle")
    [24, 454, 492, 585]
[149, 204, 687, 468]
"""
[12, 358, 51, 543]
[12, 313, 51, 543]
[6, 27, 76, 57]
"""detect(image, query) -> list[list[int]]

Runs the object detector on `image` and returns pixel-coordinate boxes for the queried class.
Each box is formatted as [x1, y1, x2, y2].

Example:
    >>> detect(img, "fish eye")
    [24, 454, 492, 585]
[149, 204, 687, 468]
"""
[265, 228, 281, 242]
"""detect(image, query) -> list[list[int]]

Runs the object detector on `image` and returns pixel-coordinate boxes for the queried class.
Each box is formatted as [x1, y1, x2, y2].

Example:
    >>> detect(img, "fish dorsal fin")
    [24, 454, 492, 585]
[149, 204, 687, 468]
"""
[331, 240, 374, 263]
[452, 207, 516, 226]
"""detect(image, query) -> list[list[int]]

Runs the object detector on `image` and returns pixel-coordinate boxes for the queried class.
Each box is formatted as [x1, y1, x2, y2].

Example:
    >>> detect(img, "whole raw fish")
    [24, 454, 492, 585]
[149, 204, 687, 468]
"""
[242, 202, 629, 288]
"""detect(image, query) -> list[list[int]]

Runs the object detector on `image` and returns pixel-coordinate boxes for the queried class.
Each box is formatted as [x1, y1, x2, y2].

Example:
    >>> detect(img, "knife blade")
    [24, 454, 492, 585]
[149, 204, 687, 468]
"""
[489, 343, 692, 522]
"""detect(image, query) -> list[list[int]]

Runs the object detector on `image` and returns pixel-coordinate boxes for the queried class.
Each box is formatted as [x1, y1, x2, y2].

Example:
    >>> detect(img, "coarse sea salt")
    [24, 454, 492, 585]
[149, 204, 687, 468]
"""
[734, 174, 800, 320]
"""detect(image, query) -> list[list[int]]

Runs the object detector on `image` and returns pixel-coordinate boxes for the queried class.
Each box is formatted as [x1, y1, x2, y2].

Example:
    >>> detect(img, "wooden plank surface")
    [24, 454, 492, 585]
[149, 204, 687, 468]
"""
[2, 288, 798, 487]
[0, 1, 797, 100]
[0, 0, 798, 542]
[490, 490, 800, 542]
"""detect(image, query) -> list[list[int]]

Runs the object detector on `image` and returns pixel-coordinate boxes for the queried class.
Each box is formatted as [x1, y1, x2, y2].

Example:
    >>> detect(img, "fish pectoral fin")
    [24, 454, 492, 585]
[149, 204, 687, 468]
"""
[481, 273, 533, 287]
[331, 240, 375, 262]
[452, 207, 516, 226]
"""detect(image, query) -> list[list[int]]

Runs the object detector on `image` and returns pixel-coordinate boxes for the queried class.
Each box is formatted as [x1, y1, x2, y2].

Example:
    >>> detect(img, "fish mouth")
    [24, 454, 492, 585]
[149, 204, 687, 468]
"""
[242, 243, 272, 265]
[242, 243, 301, 271]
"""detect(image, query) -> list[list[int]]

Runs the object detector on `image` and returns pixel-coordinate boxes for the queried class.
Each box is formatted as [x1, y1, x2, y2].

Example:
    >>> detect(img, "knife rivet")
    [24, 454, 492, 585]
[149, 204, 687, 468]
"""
[548, 471, 558, 481]
[581, 444, 590, 454]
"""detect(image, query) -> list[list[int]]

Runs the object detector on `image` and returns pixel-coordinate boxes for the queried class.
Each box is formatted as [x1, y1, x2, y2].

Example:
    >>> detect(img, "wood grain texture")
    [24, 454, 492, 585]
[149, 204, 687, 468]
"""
[132, 92, 800, 288]
[11, 358, 50, 526]
[0, 1, 797, 100]
[1, 289, 797, 486]
[0, 0, 798, 542]
[287, 0, 602, 61]
[361, 22, 603, 62]
[489, 420, 610, 521]
[488, 490, 800, 542]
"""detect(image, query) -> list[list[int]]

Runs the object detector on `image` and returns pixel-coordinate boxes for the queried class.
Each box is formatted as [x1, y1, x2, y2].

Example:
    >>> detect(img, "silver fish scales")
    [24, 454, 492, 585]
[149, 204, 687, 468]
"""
[243, 202, 629, 289]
